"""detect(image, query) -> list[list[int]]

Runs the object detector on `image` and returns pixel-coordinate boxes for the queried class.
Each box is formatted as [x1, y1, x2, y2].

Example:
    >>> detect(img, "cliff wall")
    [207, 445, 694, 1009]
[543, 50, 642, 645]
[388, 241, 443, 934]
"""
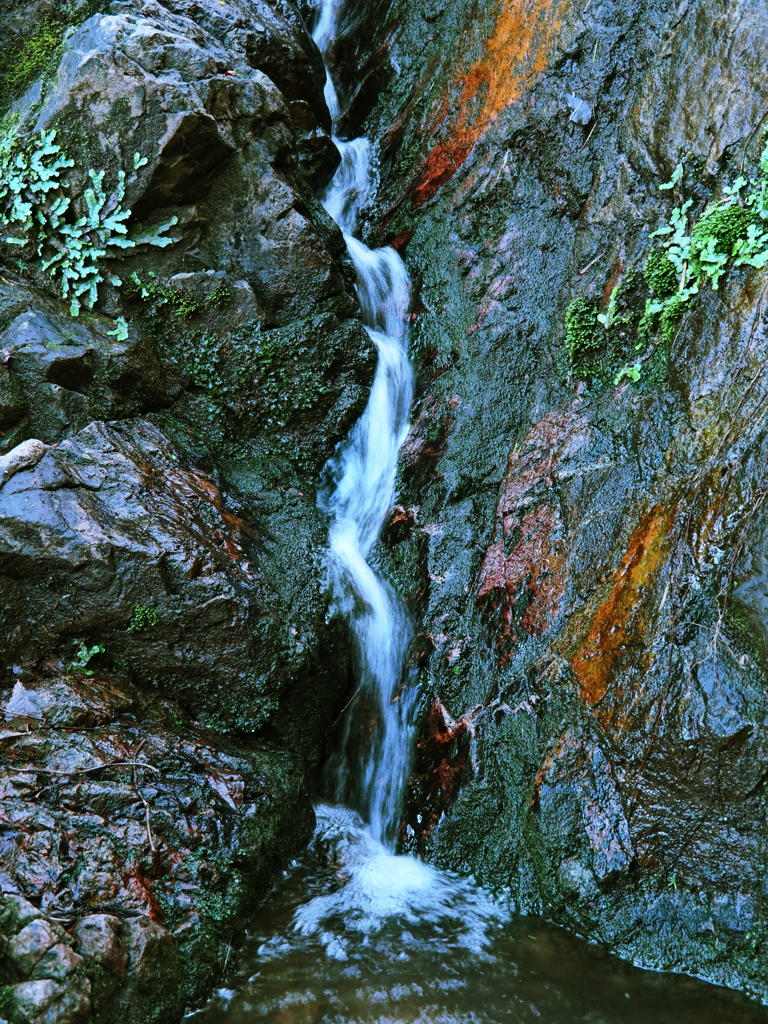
[335, 0, 768, 999]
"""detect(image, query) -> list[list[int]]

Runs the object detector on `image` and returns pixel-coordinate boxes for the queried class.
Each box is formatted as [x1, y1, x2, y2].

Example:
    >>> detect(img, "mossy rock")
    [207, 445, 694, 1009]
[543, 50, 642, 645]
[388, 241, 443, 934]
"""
[691, 204, 756, 257]
[644, 247, 679, 298]
[0, 17, 62, 108]
[0, 3, 103, 111]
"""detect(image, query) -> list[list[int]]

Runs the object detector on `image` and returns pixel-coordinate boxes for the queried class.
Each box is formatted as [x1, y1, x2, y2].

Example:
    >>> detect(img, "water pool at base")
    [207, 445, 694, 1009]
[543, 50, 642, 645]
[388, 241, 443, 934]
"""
[189, 806, 768, 1024]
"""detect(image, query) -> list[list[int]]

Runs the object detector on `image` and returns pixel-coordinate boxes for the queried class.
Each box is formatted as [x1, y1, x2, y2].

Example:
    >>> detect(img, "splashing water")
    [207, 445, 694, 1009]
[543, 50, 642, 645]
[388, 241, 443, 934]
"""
[292, 806, 507, 958]
[315, 0, 417, 849]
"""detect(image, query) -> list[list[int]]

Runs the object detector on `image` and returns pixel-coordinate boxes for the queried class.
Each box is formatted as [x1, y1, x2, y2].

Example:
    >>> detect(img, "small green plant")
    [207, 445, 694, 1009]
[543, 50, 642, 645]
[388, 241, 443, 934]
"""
[596, 282, 621, 329]
[564, 279, 637, 379]
[614, 362, 642, 385]
[67, 640, 105, 676]
[125, 272, 235, 321]
[568, 137, 768, 389]
[207, 282, 232, 309]
[692, 204, 754, 258]
[107, 316, 129, 342]
[125, 271, 204, 320]
[642, 142, 768, 338]
[0, 127, 177, 316]
[127, 604, 159, 632]
[170, 290, 203, 318]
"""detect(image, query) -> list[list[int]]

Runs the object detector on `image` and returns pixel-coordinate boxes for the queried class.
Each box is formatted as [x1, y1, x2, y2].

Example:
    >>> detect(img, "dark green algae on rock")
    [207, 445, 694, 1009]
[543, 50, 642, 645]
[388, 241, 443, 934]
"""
[323, 0, 768, 1005]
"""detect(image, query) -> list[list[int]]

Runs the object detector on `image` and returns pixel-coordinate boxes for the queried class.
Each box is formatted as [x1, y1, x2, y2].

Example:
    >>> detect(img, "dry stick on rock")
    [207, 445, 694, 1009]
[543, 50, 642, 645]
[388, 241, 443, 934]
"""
[29, 760, 159, 800]
[579, 251, 606, 275]
[332, 687, 363, 726]
[132, 739, 157, 853]
[580, 118, 598, 152]
[24, 760, 160, 775]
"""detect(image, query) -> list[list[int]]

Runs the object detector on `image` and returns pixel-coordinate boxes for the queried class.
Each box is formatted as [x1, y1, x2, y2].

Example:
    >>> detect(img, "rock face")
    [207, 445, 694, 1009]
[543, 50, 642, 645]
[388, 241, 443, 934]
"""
[0, 0, 373, 1019]
[5, 0, 768, 1014]
[0, 418, 335, 730]
[0, 672, 312, 1022]
[0, 0, 375, 755]
[331, 0, 768, 1003]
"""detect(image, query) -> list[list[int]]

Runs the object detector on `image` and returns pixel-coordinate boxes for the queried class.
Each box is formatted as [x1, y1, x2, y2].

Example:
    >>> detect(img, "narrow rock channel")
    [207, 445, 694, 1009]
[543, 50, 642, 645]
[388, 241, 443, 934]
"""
[313, 0, 419, 847]
[190, 2, 768, 1022]
[2, 0, 768, 1019]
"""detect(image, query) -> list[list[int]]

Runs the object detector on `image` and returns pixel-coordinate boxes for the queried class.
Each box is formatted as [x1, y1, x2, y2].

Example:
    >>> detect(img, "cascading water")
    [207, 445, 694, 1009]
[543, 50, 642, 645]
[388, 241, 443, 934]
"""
[314, 2, 418, 848]
[189, 5, 768, 1021]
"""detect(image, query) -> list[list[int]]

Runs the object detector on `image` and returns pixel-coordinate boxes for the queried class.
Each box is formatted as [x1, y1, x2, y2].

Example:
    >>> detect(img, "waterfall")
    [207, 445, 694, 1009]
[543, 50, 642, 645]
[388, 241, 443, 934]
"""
[314, 1, 418, 849]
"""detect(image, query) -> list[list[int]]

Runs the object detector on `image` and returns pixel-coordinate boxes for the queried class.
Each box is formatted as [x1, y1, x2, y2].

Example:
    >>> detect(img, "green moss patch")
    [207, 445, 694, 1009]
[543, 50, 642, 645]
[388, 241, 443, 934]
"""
[0, 4, 104, 111]
[564, 138, 768, 391]
[0, 18, 62, 108]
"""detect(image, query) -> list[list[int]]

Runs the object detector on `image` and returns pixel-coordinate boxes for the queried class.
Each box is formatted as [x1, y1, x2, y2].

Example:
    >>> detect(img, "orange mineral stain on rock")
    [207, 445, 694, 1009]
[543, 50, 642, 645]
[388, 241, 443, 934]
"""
[570, 505, 676, 708]
[413, 0, 572, 205]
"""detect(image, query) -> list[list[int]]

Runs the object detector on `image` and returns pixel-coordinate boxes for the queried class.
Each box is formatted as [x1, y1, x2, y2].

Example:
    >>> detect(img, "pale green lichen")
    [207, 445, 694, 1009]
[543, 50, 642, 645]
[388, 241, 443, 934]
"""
[0, 126, 177, 315]
[644, 142, 768, 333]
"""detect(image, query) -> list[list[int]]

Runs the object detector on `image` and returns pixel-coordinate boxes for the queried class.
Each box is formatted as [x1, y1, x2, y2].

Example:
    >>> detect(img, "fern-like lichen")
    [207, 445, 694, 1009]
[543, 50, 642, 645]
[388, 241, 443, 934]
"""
[0, 126, 177, 315]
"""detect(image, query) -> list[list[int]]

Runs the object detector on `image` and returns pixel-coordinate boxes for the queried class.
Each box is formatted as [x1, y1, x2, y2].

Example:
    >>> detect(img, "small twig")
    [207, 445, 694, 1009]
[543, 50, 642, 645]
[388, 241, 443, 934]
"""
[492, 149, 511, 188]
[579, 118, 598, 152]
[579, 250, 606, 275]
[332, 687, 362, 727]
[20, 761, 160, 776]
[132, 739, 157, 853]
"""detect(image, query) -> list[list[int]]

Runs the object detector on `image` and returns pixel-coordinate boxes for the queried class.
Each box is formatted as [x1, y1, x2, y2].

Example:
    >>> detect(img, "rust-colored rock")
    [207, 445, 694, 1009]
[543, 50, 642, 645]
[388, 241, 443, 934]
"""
[570, 503, 677, 711]
[412, 0, 576, 205]
[477, 410, 587, 661]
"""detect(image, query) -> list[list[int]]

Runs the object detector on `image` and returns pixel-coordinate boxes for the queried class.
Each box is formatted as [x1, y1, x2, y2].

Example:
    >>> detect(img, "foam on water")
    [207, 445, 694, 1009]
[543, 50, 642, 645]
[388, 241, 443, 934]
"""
[288, 806, 508, 960]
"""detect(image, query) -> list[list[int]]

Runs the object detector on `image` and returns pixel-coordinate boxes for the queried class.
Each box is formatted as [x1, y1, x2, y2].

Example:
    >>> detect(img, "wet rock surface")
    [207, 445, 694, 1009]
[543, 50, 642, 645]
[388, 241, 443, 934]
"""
[5, 0, 768, 1014]
[330, 0, 768, 1004]
[0, 0, 371, 1018]
[0, 672, 312, 1023]
[0, 417, 350, 738]
[0, 0, 372, 740]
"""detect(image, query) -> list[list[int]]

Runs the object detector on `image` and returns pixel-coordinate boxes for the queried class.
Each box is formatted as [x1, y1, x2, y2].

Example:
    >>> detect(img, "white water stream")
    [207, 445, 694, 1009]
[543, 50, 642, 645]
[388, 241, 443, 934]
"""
[314, 0, 419, 849]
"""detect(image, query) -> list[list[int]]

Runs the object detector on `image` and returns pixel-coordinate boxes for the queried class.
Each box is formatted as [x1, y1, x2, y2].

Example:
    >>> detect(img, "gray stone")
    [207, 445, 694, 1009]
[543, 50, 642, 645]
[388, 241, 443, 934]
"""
[70, 915, 127, 975]
[8, 977, 91, 1024]
[7, 919, 67, 975]
[30, 944, 86, 983]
